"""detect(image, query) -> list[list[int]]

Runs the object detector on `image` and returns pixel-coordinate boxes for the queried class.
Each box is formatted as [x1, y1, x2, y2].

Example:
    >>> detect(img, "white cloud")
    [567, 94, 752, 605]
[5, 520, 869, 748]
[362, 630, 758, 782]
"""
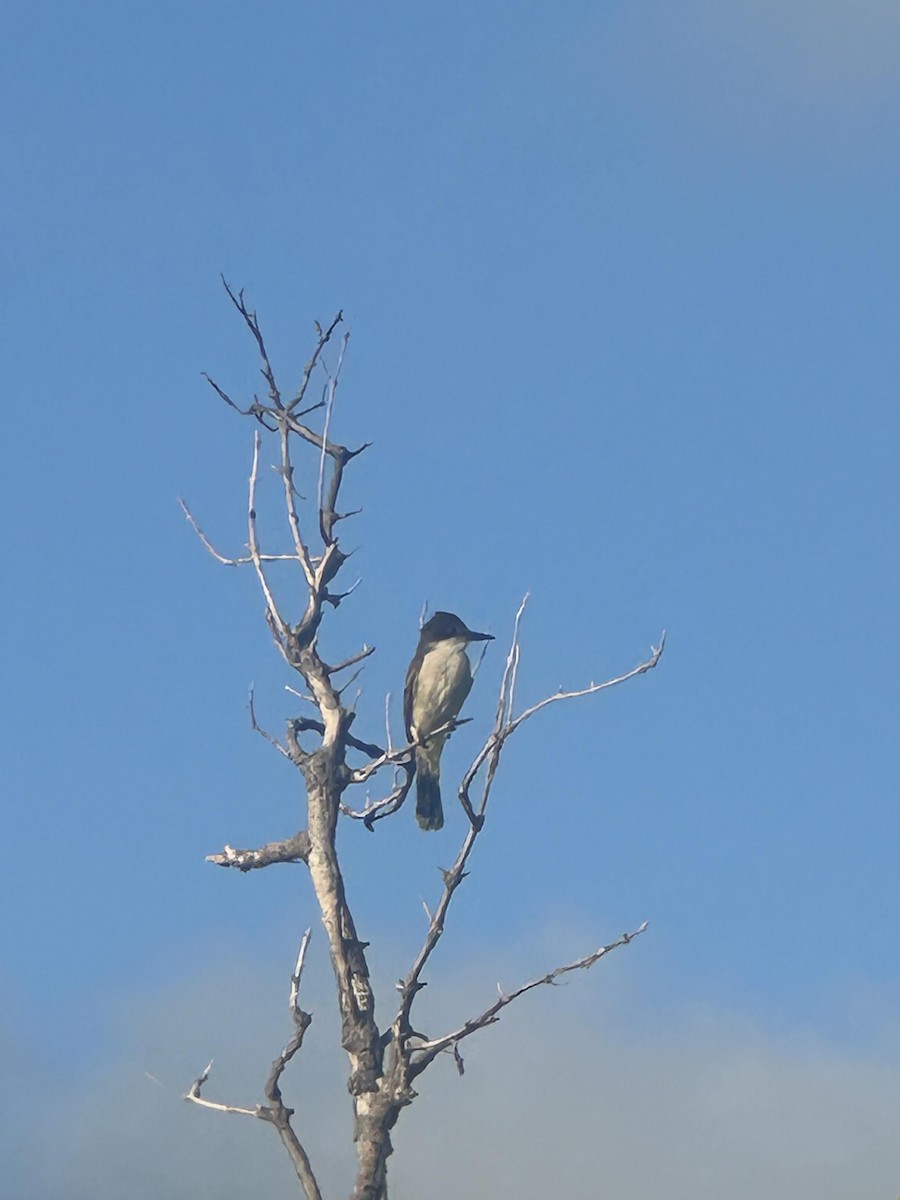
[390, 986, 900, 1200]
[10, 944, 900, 1199]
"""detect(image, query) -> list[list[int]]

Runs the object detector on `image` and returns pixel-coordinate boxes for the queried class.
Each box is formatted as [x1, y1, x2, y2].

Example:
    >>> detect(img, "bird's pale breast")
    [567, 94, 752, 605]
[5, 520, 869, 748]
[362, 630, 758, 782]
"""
[411, 637, 473, 736]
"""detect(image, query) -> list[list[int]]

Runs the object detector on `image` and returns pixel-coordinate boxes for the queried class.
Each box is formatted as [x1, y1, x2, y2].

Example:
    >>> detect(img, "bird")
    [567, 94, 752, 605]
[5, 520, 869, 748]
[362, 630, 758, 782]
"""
[404, 611, 494, 831]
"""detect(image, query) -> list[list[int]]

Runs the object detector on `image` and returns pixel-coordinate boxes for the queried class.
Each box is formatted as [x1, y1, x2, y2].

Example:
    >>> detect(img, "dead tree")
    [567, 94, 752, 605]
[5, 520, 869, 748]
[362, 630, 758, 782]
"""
[181, 285, 665, 1200]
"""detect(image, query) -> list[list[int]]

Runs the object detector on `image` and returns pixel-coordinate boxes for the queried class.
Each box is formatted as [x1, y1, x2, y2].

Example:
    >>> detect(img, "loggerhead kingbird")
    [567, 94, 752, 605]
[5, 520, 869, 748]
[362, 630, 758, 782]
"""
[404, 611, 493, 831]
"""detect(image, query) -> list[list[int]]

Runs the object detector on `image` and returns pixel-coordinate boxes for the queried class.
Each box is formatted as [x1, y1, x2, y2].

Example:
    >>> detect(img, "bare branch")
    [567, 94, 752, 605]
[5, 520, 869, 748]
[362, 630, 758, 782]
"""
[352, 717, 468, 782]
[393, 600, 663, 1062]
[326, 643, 376, 676]
[265, 930, 312, 1096]
[322, 576, 362, 607]
[318, 332, 355, 547]
[451, 1042, 465, 1076]
[316, 365, 337, 540]
[249, 687, 291, 758]
[279, 422, 317, 588]
[202, 372, 247, 415]
[289, 310, 344, 413]
[222, 277, 284, 411]
[458, 614, 666, 829]
[409, 922, 649, 1077]
[184, 1061, 257, 1117]
[288, 928, 312, 1012]
[179, 498, 298, 566]
[185, 931, 323, 1200]
[206, 833, 311, 870]
[189, 295, 665, 1198]
[192, 296, 395, 1196]
[339, 762, 415, 827]
[335, 667, 366, 698]
[287, 714, 383, 761]
[337, 692, 414, 826]
[179, 497, 245, 565]
[503, 595, 529, 723]
[262, 1113, 323, 1200]
[247, 432, 290, 645]
[393, 609, 533, 1024]
[505, 632, 667, 738]
[346, 743, 412, 786]
[384, 692, 394, 755]
[255, 929, 323, 1200]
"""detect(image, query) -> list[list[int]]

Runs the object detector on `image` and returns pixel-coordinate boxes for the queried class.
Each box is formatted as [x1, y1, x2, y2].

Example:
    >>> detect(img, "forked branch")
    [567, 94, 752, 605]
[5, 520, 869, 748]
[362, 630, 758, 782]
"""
[409, 921, 649, 1077]
[187, 289, 665, 1200]
[388, 598, 664, 1089]
[185, 930, 322, 1200]
[393, 600, 662, 1041]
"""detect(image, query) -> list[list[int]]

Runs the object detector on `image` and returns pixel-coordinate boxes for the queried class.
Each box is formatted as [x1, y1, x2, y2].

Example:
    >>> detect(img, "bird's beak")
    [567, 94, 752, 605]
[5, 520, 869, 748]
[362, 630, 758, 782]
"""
[465, 629, 494, 642]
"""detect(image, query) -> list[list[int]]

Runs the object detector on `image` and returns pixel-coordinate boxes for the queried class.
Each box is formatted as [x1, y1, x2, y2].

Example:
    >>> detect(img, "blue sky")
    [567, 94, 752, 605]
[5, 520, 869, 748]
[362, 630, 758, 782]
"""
[2, 2, 899, 1195]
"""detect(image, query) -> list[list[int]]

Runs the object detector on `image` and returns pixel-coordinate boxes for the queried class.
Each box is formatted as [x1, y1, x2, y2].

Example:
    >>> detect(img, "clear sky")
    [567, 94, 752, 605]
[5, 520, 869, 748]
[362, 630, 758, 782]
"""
[2, 2, 899, 1196]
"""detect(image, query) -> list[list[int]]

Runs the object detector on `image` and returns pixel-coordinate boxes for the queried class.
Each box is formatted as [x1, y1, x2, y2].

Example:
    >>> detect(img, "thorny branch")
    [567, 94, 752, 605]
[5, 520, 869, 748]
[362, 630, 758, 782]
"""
[408, 922, 649, 1077]
[185, 930, 322, 1200]
[388, 598, 663, 1083]
[184, 284, 665, 1200]
[186, 287, 393, 1200]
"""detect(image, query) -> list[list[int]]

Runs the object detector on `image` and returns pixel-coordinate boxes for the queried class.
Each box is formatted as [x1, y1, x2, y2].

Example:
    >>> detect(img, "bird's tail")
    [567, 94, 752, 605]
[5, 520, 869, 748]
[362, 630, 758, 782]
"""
[415, 744, 444, 831]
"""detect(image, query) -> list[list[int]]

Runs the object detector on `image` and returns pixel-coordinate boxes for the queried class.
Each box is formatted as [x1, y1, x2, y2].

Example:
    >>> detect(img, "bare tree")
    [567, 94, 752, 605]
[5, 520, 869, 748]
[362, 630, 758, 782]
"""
[181, 285, 665, 1200]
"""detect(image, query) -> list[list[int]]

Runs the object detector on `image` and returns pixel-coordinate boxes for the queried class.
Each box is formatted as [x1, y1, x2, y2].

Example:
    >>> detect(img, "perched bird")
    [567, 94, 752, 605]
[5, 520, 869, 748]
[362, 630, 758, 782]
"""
[404, 611, 494, 831]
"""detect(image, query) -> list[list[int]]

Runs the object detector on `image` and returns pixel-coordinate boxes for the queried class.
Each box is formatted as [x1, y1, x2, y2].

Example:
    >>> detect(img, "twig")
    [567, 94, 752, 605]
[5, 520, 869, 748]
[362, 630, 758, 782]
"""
[504, 595, 529, 723]
[247, 432, 290, 643]
[260, 934, 321, 1200]
[288, 929, 312, 1012]
[222, 278, 284, 410]
[345, 716, 465, 787]
[289, 311, 344, 412]
[316, 333, 359, 547]
[288, 715, 383, 761]
[505, 633, 667, 739]
[409, 923, 649, 1077]
[335, 667, 365, 698]
[280, 420, 317, 587]
[326, 644, 376, 675]
[384, 692, 394, 755]
[184, 1061, 257, 1117]
[316, 371, 337, 538]
[263, 929, 314, 1103]
[179, 498, 297, 566]
[249, 687, 291, 758]
[185, 931, 323, 1200]
[339, 762, 415, 826]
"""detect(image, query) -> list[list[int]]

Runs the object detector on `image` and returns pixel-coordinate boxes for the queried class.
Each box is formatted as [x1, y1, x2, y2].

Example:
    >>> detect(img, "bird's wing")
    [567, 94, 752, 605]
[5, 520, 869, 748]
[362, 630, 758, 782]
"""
[403, 649, 418, 740]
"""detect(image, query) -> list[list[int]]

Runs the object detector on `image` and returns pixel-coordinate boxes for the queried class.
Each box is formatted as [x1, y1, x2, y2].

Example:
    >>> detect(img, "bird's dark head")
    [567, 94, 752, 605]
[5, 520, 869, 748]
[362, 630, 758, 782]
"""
[420, 611, 494, 644]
